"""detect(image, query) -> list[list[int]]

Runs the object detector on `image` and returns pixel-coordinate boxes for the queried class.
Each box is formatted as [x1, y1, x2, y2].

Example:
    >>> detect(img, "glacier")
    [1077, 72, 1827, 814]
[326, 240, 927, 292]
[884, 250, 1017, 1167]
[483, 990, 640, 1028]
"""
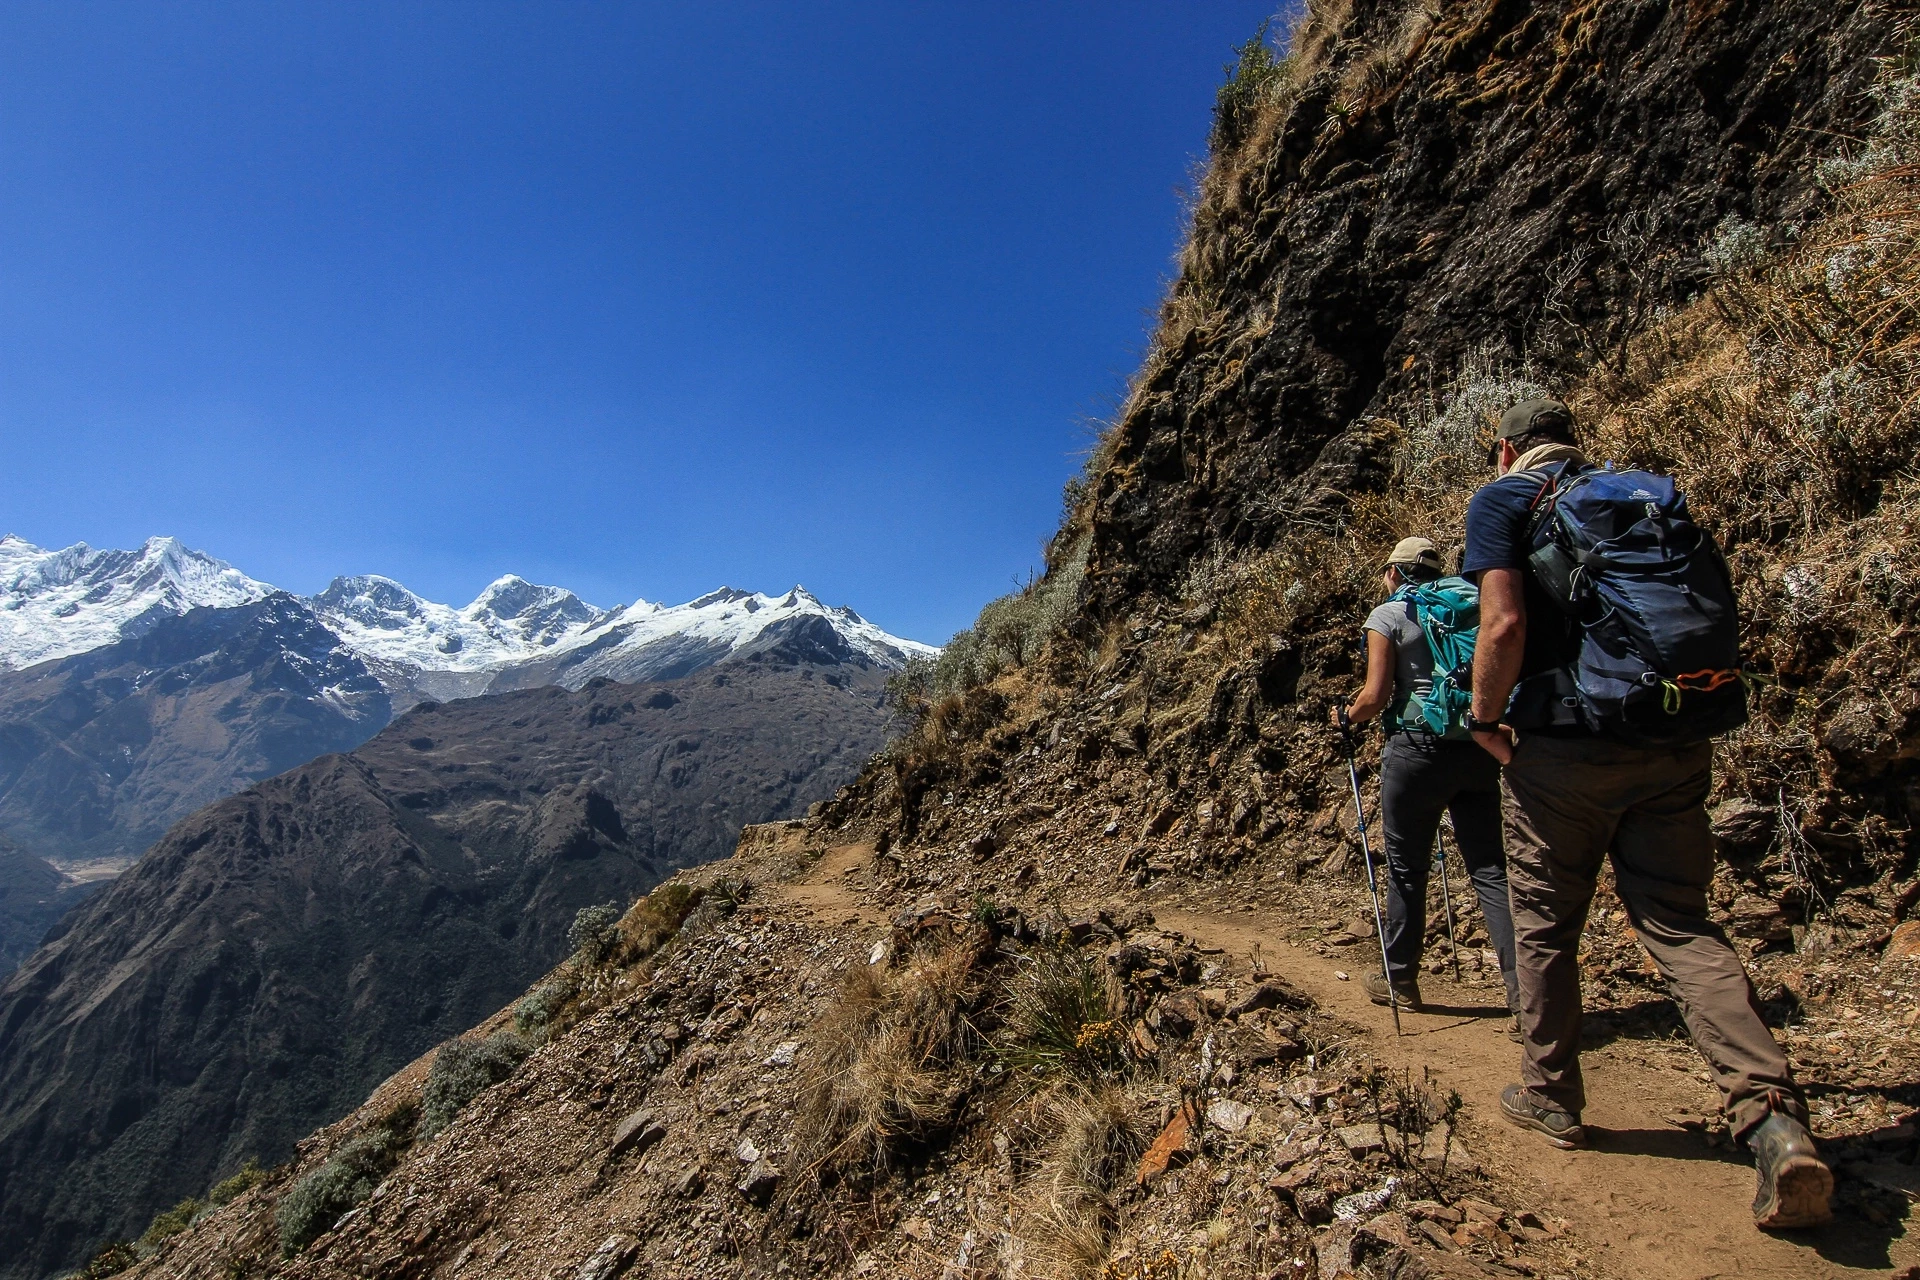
[0, 535, 274, 669]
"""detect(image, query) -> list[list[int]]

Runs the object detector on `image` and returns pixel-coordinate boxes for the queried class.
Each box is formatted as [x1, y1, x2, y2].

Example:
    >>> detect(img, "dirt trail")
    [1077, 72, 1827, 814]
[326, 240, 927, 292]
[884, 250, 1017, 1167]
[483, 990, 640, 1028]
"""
[769, 847, 1913, 1279]
[1156, 908, 1913, 1280]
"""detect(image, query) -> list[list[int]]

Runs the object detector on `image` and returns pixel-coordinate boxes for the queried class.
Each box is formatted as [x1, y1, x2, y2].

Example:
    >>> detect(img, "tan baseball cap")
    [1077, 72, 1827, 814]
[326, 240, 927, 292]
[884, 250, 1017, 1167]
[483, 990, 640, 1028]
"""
[1385, 537, 1443, 575]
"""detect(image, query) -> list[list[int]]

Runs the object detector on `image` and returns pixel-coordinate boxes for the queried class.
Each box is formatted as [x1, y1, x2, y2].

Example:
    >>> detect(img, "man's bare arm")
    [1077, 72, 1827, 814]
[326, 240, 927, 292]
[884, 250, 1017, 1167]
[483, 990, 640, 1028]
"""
[1470, 567, 1527, 763]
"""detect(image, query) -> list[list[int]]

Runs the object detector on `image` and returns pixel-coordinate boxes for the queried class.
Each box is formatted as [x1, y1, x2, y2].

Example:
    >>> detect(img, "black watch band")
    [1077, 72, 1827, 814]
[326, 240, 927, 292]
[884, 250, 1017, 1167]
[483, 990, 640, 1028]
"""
[1465, 715, 1503, 734]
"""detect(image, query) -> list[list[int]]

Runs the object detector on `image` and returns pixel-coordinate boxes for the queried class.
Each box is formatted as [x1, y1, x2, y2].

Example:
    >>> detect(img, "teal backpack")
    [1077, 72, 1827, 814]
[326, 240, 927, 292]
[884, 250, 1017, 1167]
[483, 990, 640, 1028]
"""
[1386, 576, 1480, 739]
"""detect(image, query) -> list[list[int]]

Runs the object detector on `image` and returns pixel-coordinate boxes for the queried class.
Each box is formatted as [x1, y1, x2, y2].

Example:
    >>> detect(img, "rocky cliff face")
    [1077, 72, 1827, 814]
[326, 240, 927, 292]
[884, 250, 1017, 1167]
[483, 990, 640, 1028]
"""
[1088, 0, 1886, 607]
[0, 654, 893, 1280]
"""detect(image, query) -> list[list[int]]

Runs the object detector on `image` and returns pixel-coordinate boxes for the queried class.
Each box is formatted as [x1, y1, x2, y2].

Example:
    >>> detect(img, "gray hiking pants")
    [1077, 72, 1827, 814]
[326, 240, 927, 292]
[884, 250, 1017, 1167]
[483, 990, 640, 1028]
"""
[1379, 734, 1516, 1002]
[1502, 734, 1805, 1139]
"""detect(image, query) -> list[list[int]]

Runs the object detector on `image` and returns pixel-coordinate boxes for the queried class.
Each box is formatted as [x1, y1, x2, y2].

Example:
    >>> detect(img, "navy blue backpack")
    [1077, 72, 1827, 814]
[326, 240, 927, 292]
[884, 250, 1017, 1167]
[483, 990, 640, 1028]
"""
[1516, 461, 1748, 745]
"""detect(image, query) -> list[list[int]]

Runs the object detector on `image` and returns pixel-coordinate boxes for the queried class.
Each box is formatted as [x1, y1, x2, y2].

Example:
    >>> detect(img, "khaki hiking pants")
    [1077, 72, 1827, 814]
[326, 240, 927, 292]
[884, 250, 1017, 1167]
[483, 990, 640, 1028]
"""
[1502, 734, 1805, 1139]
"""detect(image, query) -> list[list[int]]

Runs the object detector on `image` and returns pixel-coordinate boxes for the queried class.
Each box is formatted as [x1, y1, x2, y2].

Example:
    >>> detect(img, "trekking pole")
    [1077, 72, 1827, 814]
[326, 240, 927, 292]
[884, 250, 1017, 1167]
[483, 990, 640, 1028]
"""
[1435, 819, 1463, 982]
[1338, 709, 1400, 1036]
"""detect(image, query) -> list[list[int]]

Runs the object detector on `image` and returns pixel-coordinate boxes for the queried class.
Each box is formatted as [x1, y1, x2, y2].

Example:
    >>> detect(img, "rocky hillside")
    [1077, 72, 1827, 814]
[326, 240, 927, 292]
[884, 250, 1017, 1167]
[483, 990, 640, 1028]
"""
[0, 834, 91, 971]
[1083, 0, 1885, 608]
[87, 3, 1920, 1280]
[0, 649, 894, 1280]
[0, 596, 392, 874]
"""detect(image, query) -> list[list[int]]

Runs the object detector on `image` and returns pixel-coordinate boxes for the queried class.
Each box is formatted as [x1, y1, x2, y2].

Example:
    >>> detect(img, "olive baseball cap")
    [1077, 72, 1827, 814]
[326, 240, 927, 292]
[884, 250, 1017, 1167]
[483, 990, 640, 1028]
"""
[1495, 397, 1573, 442]
[1385, 536, 1443, 575]
[1488, 397, 1573, 463]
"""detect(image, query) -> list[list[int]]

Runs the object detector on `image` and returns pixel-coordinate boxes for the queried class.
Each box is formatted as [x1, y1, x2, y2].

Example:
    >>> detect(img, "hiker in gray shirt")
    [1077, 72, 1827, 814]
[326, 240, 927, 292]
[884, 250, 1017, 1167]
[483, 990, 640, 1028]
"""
[1335, 537, 1518, 1023]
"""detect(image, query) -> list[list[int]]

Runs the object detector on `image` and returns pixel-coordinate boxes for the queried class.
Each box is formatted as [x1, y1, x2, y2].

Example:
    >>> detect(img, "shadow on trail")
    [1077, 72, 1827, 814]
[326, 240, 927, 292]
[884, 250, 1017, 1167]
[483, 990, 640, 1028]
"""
[1588, 1125, 1913, 1270]
[1587, 1124, 1743, 1163]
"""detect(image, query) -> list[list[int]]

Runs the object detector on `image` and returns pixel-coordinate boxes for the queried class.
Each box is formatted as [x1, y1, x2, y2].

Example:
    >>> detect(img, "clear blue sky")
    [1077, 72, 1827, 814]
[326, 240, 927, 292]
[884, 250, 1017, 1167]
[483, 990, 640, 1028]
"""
[0, 2, 1279, 645]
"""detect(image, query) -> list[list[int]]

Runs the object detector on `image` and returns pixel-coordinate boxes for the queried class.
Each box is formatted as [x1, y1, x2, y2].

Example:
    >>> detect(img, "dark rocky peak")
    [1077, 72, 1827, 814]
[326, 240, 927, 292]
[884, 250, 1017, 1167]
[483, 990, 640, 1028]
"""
[686, 586, 757, 609]
[467, 575, 604, 639]
[731, 612, 864, 669]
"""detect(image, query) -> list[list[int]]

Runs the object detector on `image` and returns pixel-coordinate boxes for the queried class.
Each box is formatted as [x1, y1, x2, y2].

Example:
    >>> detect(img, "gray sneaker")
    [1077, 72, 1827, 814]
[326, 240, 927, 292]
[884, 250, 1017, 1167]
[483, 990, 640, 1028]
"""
[1500, 1083, 1585, 1149]
[1747, 1113, 1833, 1230]
[1362, 970, 1421, 1010]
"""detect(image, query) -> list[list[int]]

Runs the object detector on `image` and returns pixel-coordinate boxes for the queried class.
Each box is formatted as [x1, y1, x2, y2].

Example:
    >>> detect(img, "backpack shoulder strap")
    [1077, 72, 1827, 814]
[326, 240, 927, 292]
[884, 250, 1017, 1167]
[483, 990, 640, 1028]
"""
[1519, 461, 1594, 544]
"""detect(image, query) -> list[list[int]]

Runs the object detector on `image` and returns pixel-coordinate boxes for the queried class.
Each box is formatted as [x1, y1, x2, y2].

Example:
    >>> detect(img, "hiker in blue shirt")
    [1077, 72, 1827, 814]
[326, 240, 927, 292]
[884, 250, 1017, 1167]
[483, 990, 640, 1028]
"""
[1335, 537, 1519, 1022]
[1465, 398, 1828, 1229]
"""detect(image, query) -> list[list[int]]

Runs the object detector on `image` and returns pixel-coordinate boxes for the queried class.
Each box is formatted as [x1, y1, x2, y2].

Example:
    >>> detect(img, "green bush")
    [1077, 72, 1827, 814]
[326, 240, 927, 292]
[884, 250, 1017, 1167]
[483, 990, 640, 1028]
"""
[902, 537, 1088, 713]
[76, 1241, 136, 1279]
[137, 1197, 201, 1248]
[420, 1031, 531, 1137]
[996, 946, 1128, 1079]
[1212, 20, 1289, 152]
[275, 1122, 409, 1256]
[207, 1159, 265, 1206]
[568, 902, 622, 965]
[513, 974, 577, 1041]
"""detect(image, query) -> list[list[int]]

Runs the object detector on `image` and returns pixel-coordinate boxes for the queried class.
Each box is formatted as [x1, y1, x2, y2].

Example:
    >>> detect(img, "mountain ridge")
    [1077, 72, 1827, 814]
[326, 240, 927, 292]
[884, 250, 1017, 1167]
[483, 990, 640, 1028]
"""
[0, 534, 936, 695]
[0, 535, 932, 882]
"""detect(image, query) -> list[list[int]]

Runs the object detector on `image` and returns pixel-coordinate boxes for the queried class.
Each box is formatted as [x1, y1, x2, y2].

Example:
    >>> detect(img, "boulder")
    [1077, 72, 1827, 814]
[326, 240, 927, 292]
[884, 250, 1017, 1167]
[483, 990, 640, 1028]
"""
[736, 1159, 782, 1204]
[1148, 994, 1201, 1040]
[608, 1110, 666, 1159]
[575, 1234, 639, 1280]
[1227, 978, 1310, 1018]
[1232, 1025, 1305, 1066]
[1206, 1098, 1254, 1133]
[1337, 1123, 1398, 1157]
[1727, 895, 1792, 942]
[1710, 799, 1776, 858]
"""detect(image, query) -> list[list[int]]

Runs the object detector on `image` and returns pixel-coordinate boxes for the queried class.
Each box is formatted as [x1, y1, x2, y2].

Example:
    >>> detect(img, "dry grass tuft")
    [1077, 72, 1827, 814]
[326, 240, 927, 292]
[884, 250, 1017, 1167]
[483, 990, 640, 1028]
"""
[793, 936, 986, 1182]
[1023, 1084, 1145, 1280]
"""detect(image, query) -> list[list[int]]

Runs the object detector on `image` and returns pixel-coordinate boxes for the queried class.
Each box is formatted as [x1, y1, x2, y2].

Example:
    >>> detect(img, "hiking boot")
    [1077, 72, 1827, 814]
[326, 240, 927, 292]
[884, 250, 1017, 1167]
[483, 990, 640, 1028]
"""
[1362, 970, 1421, 1010]
[1505, 1013, 1523, 1044]
[1747, 1113, 1833, 1230]
[1500, 1084, 1585, 1149]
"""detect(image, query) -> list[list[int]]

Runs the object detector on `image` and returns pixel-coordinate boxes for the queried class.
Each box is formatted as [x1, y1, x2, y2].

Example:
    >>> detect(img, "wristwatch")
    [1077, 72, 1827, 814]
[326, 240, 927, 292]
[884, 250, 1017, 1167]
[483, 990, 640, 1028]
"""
[1464, 715, 1504, 734]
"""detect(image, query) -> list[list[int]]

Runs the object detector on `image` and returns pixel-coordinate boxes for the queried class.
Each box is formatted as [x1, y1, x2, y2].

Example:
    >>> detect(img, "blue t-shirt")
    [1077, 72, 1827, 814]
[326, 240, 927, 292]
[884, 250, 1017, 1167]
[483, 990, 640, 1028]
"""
[1462, 468, 1580, 687]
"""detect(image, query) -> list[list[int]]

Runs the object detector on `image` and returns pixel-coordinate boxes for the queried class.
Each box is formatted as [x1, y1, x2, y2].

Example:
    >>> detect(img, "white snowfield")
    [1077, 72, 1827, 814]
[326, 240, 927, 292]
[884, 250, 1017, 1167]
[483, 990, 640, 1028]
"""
[0, 535, 937, 679]
[0, 534, 274, 669]
[571, 586, 941, 673]
[311, 573, 612, 672]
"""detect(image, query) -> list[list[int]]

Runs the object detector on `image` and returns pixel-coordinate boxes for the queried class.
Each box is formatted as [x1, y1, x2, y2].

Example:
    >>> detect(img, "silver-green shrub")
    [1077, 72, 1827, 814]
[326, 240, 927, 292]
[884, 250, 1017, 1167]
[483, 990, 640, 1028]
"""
[275, 1127, 406, 1256]
[419, 1031, 531, 1138]
[568, 902, 622, 965]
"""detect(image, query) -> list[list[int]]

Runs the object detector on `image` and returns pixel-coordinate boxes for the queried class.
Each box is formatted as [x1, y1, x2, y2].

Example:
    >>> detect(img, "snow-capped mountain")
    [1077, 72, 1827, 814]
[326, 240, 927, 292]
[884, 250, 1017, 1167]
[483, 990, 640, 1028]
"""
[311, 573, 611, 672]
[0, 535, 274, 670]
[0, 536, 936, 691]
